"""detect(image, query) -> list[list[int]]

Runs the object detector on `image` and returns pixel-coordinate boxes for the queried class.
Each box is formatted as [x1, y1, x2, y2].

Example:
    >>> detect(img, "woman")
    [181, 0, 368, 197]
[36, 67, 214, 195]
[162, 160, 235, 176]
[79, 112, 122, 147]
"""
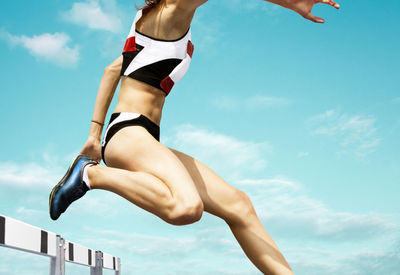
[49, 0, 339, 274]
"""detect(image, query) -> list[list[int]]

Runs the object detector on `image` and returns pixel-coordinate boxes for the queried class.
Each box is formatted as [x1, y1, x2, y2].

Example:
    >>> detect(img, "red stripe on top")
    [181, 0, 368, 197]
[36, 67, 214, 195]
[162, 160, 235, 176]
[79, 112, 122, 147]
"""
[160, 76, 174, 95]
[123, 36, 136, 53]
[187, 40, 194, 58]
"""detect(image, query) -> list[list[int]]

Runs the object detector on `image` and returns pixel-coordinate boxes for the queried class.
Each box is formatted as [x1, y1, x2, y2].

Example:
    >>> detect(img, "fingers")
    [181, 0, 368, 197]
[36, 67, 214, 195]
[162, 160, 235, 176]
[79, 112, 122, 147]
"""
[303, 12, 325, 23]
[317, 0, 340, 9]
[303, 0, 340, 23]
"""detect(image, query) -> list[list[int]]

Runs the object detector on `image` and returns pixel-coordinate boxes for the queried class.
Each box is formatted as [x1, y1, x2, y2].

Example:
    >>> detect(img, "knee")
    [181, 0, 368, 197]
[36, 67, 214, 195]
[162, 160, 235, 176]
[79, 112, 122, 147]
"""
[226, 189, 257, 226]
[166, 199, 204, 226]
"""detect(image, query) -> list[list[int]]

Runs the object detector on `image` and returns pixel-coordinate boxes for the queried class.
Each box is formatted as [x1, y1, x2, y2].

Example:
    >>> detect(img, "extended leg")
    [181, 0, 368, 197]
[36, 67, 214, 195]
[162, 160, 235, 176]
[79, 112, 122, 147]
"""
[169, 147, 294, 275]
[227, 207, 294, 275]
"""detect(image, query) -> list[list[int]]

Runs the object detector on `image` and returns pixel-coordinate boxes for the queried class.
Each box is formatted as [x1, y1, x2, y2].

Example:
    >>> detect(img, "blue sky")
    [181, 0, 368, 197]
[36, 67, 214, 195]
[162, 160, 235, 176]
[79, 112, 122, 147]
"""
[1, 0, 399, 274]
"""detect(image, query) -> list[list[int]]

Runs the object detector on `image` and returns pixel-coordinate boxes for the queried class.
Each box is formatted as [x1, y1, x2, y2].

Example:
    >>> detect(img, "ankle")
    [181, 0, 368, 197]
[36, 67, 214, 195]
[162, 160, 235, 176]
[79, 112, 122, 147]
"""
[87, 164, 99, 189]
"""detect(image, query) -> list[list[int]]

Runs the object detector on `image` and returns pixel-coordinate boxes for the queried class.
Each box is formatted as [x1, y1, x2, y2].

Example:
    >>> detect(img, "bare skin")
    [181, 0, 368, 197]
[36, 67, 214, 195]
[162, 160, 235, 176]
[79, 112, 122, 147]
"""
[79, 0, 339, 274]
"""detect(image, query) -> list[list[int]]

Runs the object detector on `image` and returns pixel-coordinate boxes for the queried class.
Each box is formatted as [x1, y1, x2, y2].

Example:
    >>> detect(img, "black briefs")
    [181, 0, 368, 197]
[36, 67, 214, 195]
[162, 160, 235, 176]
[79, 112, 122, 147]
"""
[101, 112, 160, 166]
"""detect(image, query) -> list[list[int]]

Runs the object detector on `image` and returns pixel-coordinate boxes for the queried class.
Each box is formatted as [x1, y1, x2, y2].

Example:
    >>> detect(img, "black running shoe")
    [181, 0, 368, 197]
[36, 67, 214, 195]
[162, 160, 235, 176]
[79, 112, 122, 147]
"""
[49, 154, 98, 220]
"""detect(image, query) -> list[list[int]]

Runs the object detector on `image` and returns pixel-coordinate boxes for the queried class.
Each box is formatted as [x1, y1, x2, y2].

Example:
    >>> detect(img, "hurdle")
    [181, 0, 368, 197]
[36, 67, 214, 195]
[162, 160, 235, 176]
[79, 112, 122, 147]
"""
[0, 214, 121, 275]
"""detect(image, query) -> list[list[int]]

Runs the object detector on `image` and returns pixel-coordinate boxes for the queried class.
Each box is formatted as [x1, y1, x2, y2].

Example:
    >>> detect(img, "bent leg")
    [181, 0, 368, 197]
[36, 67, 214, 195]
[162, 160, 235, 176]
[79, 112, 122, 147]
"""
[88, 165, 175, 220]
[88, 125, 204, 226]
[168, 147, 294, 275]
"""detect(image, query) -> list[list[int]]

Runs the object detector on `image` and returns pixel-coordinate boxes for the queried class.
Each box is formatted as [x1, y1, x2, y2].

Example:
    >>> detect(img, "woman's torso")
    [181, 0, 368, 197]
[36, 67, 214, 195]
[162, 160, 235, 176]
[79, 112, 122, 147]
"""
[114, 3, 196, 126]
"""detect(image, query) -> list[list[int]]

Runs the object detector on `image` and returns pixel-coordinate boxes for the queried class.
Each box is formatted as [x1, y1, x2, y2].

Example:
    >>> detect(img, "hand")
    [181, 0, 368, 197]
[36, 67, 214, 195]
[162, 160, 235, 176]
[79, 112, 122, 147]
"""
[285, 0, 340, 23]
[80, 136, 102, 163]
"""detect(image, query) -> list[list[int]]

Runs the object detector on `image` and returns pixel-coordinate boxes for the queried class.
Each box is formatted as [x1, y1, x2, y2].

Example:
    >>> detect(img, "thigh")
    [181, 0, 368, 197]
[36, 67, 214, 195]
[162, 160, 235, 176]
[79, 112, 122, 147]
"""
[104, 125, 201, 204]
[167, 147, 250, 223]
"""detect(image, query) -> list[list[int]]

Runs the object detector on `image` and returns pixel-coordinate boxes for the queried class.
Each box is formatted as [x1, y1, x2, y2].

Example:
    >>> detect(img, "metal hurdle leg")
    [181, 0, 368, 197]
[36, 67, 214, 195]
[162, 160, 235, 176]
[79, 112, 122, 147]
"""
[115, 257, 121, 275]
[50, 235, 65, 275]
[90, 250, 103, 275]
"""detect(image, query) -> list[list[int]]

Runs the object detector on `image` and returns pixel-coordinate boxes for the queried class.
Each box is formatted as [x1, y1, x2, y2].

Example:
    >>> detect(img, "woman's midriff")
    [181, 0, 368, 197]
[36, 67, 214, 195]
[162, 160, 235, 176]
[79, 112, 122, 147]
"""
[113, 76, 166, 127]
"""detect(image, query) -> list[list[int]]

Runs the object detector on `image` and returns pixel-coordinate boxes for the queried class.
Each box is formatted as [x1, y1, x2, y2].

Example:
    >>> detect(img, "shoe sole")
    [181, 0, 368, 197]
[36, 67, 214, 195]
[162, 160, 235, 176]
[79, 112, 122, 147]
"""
[49, 154, 83, 220]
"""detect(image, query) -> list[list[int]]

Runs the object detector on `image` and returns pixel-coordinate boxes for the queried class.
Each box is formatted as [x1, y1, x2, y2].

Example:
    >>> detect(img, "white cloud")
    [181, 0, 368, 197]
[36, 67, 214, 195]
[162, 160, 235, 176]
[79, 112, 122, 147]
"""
[288, 245, 400, 275]
[309, 109, 381, 158]
[339, 249, 400, 275]
[1, 30, 79, 67]
[191, 11, 223, 55]
[297, 151, 309, 158]
[211, 94, 291, 110]
[79, 225, 258, 275]
[81, 227, 201, 256]
[236, 177, 399, 242]
[0, 249, 50, 275]
[165, 124, 271, 179]
[247, 95, 291, 106]
[0, 161, 62, 189]
[0, 145, 78, 189]
[60, 0, 123, 33]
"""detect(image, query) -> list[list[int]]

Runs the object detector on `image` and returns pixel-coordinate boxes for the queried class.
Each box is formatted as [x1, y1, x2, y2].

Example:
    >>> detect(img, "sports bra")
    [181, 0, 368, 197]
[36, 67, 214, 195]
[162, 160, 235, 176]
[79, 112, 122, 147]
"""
[120, 8, 194, 96]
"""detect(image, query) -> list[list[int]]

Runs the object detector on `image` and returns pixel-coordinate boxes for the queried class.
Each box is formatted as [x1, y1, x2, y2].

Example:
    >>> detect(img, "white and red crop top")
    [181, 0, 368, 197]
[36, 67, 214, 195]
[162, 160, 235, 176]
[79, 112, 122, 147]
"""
[120, 8, 194, 96]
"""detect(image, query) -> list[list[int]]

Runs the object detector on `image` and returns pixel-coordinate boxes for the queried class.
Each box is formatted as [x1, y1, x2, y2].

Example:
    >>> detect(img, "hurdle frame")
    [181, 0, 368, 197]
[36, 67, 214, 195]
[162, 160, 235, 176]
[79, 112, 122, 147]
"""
[0, 214, 121, 275]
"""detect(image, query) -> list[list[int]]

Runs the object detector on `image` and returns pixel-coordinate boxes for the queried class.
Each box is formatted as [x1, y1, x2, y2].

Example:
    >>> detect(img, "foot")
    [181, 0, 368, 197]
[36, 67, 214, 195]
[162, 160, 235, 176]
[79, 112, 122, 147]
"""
[49, 154, 98, 220]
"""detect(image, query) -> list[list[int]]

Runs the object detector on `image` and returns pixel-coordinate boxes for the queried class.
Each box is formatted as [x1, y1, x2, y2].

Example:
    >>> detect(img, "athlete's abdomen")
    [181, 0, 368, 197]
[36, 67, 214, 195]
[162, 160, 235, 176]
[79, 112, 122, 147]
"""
[114, 76, 165, 126]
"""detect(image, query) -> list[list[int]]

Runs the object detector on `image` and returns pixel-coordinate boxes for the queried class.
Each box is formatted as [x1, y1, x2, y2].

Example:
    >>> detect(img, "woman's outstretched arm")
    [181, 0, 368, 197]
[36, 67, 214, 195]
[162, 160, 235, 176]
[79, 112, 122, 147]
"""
[176, 0, 339, 23]
[80, 55, 123, 162]
[265, 0, 340, 23]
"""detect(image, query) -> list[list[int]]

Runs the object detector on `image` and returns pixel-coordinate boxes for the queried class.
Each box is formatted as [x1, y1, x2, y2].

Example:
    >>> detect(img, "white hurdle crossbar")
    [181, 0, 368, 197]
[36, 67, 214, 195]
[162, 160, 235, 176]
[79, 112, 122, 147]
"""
[0, 214, 121, 275]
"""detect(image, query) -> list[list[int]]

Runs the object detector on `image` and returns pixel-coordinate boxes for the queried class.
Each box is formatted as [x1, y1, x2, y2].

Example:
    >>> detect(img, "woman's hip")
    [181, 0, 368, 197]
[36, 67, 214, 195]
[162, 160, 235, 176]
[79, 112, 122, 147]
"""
[101, 112, 160, 165]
